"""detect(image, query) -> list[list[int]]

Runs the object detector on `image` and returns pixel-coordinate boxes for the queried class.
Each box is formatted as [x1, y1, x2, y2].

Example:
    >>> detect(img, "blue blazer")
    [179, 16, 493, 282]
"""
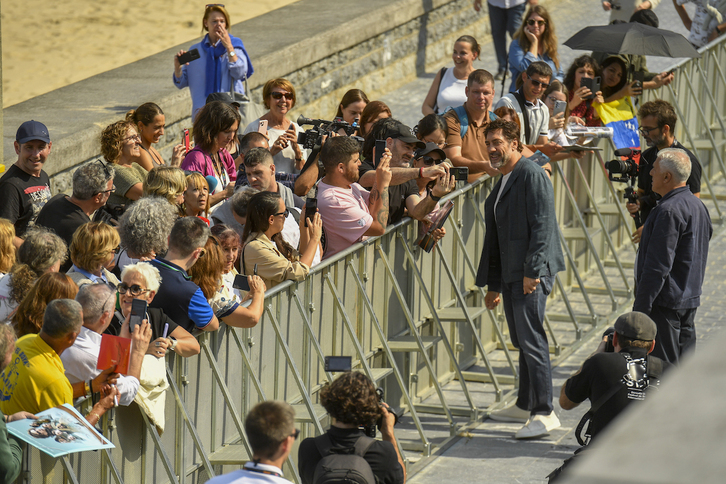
[476, 157, 565, 293]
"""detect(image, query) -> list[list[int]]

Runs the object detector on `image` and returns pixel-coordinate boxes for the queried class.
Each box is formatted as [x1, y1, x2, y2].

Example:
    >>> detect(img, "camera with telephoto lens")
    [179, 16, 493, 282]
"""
[362, 388, 403, 438]
[296, 115, 361, 150]
[605, 148, 643, 227]
[603, 327, 616, 353]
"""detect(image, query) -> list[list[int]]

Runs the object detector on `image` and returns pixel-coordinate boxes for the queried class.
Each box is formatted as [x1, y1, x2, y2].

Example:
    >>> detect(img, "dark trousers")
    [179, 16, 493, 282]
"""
[488, 2, 527, 71]
[501, 275, 554, 415]
[649, 305, 697, 364]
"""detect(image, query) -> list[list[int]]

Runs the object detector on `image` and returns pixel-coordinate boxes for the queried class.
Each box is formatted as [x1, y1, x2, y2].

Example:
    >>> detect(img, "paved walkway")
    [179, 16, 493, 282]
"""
[372, 1, 720, 482]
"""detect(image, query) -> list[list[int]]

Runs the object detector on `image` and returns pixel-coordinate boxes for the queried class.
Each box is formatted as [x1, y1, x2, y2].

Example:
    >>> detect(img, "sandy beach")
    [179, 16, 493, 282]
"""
[0, 0, 297, 108]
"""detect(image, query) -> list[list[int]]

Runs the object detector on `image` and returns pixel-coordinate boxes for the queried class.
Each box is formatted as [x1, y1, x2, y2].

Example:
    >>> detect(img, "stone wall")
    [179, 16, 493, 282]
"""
[2, 0, 495, 192]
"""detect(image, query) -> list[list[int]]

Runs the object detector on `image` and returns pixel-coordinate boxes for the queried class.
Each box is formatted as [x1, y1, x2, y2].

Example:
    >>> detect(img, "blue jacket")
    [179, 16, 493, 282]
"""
[634, 186, 712, 313]
[476, 156, 565, 292]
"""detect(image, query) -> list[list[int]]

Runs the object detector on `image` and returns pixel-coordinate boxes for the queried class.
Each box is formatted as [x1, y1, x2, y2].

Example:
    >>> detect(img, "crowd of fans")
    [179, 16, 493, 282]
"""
[0, 1, 723, 481]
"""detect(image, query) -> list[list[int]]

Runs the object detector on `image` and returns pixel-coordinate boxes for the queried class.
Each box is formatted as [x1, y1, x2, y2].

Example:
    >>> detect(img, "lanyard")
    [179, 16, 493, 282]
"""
[243, 464, 283, 478]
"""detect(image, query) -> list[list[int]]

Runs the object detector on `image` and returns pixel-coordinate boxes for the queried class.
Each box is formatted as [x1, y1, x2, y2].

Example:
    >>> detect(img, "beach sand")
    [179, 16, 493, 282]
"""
[0, 0, 297, 108]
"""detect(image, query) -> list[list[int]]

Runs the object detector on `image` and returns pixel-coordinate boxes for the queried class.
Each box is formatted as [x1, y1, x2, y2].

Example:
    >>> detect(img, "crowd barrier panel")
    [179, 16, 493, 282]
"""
[19, 35, 726, 484]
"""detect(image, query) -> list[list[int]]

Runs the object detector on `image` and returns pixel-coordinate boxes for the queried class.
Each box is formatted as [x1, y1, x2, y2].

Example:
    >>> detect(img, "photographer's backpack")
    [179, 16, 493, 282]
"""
[312, 434, 376, 484]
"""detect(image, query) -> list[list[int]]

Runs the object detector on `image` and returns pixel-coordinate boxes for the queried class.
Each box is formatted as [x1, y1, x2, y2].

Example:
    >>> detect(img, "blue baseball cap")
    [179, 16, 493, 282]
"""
[16, 120, 50, 144]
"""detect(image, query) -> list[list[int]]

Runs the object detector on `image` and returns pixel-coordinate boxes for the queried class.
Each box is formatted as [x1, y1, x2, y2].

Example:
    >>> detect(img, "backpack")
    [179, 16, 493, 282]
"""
[452, 105, 498, 139]
[312, 434, 377, 484]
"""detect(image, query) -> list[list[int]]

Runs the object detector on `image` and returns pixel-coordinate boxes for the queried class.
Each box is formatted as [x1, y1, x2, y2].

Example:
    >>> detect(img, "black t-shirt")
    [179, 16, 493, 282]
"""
[564, 349, 668, 440]
[0, 164, 52, 237]
[298, 426, 404, 484]
[106, 307, 179, 342]
[637, 141, 702, 222]
[35, 194, 91, 272]
[358, 160, 418, 224]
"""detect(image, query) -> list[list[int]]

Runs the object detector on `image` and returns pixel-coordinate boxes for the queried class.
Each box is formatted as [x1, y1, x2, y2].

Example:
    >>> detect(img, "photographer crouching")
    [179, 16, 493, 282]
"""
[548, 312, 671, 482]
[298, 371, 406, 484]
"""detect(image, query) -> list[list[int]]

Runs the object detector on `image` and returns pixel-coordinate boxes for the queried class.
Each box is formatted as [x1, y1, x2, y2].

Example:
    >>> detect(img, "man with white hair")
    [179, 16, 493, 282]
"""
[633, 148, 712, 364]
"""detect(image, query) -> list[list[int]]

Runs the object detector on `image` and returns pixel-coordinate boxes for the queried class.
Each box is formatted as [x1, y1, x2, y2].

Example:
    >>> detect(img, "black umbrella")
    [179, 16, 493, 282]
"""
[564, 22, 700, 58]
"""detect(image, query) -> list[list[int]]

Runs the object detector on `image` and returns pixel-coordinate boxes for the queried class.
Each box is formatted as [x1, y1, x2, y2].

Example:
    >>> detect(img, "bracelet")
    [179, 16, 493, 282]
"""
[544, 168, 553, 176]
[419, 167, 424, 179]
[430, 194, 442, 202]
[87, 412, 100, 423]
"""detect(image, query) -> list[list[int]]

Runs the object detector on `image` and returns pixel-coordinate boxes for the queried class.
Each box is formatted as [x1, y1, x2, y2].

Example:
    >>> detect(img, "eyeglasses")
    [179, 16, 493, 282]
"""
[124, 134, 141, 143]
[528, 78, 550, 89]
[291, 429, 300, 440]
[117, 283, 150, 297]
[638, 126, 660, 135]
[100, 185, 116, 195]
[274, 209, 290, 218]
[527, 19, 547, 27]
[270, 92, 294, 100]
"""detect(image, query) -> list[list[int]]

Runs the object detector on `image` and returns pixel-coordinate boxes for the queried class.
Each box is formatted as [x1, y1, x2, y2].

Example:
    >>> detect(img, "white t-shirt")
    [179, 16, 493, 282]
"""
[436, 67, 468, 114]
[317, 181, 373, 259]
[243, 119, 307, 174]
[676, 0, 726, 47]
[206, 462, 293, 484]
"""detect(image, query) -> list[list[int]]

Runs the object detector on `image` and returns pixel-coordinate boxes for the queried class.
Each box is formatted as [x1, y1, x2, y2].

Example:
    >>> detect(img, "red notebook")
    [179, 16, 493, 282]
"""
[96, 334, 131, 375]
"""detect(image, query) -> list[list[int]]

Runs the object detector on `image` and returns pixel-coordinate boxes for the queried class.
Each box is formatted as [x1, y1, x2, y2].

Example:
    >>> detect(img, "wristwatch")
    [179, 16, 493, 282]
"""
[228, 51, 237, 58]
[169, 338, 178, 352]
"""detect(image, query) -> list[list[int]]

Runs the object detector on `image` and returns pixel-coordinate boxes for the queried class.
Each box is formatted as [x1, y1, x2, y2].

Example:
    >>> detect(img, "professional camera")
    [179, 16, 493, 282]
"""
[296, 115, 360, 150]
[602, 327, 616, 353]
[605, 148, 643, 227]
[362, 388, 403, 438]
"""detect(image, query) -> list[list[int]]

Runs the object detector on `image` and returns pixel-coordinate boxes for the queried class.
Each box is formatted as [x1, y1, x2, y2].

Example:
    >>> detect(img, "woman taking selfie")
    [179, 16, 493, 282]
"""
[173, 4, 253, 119]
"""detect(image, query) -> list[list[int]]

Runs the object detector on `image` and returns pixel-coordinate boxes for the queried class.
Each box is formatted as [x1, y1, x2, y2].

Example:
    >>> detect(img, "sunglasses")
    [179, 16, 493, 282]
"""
[527, 19, 546, 27]
[418, 156, 441, 166]
[109, 245, 121, 254]
[270, 92, 294, 100]
[274, 209, 290, 218]
[291, 429, 300, 440]
[117, 283, 150, 297]
[205, 3, 225, 7]
[96, 159, 114, 180]
[528, 78, 550, 89]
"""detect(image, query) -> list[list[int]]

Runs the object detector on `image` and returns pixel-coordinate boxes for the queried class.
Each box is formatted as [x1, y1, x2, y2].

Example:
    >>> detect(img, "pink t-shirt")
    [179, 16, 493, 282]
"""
[318, 181, 373, 259]
[181, 147, 237, 195]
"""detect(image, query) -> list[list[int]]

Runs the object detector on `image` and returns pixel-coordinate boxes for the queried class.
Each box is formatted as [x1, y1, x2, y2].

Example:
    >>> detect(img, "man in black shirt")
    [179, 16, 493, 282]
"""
[560, 312, 669, 441]
[36, 161, 116, 272]
[298, 372, 405, 484]
[358, 118, 447, 224]
[626, 100, 702, 242]
[0, 120, 53, 247]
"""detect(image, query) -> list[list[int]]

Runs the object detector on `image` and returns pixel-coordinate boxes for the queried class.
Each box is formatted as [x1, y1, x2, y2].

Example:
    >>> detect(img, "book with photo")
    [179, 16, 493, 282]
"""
[6, 404, 114, 458]
[416, 200, 454, 253]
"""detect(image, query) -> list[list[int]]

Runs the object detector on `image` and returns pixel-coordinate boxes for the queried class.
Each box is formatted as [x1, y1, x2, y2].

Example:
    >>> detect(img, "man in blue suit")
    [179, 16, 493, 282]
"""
[476, 118, 566, 439]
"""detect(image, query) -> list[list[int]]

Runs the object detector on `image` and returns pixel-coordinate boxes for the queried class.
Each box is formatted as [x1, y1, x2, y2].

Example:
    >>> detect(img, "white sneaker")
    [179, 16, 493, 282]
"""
[488, 404, 530, 423]
[515, 412, 560, 439]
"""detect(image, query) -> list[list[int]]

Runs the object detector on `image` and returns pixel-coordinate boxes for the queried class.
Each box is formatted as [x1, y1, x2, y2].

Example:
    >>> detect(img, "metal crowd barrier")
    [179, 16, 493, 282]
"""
[19, 35, 726, 484]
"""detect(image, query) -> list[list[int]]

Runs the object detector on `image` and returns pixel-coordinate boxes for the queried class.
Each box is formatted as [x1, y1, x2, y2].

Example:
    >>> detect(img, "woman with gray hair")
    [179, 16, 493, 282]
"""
[114, 196, 178, 275]
[0, 227, 67, 323]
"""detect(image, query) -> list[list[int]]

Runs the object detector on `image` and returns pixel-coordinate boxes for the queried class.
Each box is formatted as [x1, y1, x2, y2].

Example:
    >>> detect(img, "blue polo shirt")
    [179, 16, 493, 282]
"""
[149, 258, 214, 332]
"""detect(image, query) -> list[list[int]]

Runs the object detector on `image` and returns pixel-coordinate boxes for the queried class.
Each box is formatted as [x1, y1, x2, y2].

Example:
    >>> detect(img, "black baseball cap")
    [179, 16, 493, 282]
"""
[414, 142, 446, 161]
[614, 311, 657, 341]
[16, 120, 50, 144]
[387, 123, 425, 149]
[206, 92, 241, 108]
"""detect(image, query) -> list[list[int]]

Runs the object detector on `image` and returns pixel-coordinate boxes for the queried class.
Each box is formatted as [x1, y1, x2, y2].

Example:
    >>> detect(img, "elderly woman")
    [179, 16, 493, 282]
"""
[241, 192, 322, 289]
[126, 102, 185, 170]
[0, 227, 67, 323]
[422, 35, 481, 115]
[183, 172, 210, 224]
[102, 120, 149, 206]
[189, 236, 265, 328]
[67, 222, 121, 288]
[173, 4, 253, 119]
[115, 197, 178, 275]
[12, 272, 78, 338]
[107, 262, 199, 357]
[242, 78, 306, 174]
[142, 166, 187, 215]
[181, 101, 238, 209]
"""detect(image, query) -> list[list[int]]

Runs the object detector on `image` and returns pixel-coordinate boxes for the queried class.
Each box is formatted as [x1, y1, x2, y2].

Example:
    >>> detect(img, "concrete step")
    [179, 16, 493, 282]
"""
[386, 335, 441, 353]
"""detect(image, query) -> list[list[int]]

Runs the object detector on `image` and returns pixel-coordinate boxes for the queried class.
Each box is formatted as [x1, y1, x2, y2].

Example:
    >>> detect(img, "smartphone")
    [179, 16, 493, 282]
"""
[130, 299, 147, 333]
[177, 49, 201, 65]
[449, 166, 469, 181]
[305, 197, 317, 227]
[183, 129, 190, 152]
[553, 100, 567, 118]
[374, 139, 387, 167]
[253, 264, 258, 276]
[632, 71, 645, 92]
[324, 356, 352, 372]
[233, 274, 250, 292]
[581, 77, 601, 99]
[257, 119, 268, 137]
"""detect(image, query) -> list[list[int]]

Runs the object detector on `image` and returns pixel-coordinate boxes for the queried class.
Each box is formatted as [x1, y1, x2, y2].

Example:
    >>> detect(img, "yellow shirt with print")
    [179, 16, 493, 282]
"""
[0, 334, 73, 415]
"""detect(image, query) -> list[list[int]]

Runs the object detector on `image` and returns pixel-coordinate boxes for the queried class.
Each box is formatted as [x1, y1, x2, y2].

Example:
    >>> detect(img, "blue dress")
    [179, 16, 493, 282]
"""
[507, 38, 564, 93]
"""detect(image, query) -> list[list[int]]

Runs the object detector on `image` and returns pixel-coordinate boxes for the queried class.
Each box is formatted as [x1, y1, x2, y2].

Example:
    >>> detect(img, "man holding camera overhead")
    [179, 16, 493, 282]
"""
[298, 371, 405, 484]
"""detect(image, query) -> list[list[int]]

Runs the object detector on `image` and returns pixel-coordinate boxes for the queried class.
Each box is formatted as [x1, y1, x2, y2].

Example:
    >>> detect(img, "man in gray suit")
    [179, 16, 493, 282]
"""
[476, 118, 566, 439]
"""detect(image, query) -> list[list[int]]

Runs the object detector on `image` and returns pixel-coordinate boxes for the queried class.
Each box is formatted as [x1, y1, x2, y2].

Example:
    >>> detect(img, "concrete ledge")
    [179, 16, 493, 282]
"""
[3, 0, 494, 192]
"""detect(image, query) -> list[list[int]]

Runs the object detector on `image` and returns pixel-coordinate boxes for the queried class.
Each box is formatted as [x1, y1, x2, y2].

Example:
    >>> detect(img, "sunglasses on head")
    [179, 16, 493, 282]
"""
[527, 19, 546, 26]
[270, 92, 294, 100]
[205, 3, 225, 8]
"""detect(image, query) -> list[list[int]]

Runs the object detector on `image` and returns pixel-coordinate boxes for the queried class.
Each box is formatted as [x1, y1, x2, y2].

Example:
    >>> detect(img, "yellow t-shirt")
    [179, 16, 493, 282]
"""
[0, 334, 73, 415]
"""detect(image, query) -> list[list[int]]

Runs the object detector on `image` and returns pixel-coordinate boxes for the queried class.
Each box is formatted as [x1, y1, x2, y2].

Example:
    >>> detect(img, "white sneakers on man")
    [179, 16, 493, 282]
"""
[515, 412, 561, 439]
[488, 404, 530, 423]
